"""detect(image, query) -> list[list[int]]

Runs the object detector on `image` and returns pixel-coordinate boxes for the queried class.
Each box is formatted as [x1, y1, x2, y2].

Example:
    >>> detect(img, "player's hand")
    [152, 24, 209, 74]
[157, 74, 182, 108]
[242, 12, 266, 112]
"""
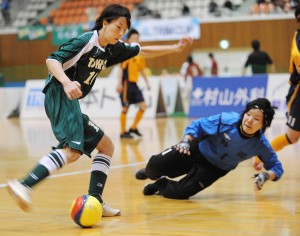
[174, 136, 191, 156]
[253, 172, 269, 191]
[63, 81, 82, 100]
[176, 37, 193, 52]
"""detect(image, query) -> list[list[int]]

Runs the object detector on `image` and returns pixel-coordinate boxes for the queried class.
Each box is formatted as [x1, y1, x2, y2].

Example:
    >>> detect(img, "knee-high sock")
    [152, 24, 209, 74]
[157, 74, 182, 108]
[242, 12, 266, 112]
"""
[120, 111, 127, 134]
[131, 109, 145, 129]
[271, 133, 292, 152]
[88, 154, 111, 203]
[22, 149, 67, 188]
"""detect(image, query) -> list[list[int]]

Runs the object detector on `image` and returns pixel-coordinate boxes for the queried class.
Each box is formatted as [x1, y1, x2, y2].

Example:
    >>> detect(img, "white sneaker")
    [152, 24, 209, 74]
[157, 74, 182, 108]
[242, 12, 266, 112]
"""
[102, 202, 121, 217]
[7, 179, 32, 212]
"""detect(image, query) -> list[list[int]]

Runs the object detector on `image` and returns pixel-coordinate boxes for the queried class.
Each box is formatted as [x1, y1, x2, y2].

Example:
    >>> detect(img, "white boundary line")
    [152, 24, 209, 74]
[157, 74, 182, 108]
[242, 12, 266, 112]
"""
[0, 161, 147, 188]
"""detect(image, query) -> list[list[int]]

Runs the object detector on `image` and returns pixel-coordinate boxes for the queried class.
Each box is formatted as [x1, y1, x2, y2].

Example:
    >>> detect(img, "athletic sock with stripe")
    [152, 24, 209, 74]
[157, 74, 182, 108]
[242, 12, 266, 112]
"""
[88, 154, 111, 203]
[22, 149, 67, 188]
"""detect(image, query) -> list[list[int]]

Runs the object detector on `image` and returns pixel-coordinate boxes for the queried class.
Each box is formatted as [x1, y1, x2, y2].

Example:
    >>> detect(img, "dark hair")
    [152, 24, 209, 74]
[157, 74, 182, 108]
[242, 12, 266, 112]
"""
[295, 6, 300, 23]
[92, 4, 131, 31]
[251, 40, 260, 51]
[126, 28, 139, 39]
[240, 98, 276, 133]
[208, 52, 213, 58]
[187, 55, 193, 64]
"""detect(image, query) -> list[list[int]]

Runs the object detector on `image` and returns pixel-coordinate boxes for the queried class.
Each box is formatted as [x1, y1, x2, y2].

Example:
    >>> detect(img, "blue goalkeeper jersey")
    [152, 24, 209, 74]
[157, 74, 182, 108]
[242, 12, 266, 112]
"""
[184, 112, 283, 180]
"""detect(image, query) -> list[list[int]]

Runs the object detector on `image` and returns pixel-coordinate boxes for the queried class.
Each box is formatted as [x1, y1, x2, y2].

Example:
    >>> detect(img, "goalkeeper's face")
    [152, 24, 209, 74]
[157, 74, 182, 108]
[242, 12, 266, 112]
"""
[241, 108, 264, 135]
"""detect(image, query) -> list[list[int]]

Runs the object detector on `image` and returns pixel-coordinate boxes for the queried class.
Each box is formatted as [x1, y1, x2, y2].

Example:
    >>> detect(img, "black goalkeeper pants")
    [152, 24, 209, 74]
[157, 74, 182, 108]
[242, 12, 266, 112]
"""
[145, 147, 229, 199]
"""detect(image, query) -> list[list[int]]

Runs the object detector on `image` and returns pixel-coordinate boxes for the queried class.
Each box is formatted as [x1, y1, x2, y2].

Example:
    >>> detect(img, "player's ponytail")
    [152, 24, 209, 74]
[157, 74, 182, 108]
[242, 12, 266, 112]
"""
[92, 4, 131, 31]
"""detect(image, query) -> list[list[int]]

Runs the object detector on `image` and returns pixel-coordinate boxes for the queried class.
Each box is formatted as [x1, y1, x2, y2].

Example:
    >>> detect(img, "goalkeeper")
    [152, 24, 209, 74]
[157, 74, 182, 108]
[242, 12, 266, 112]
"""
[135, 98, 283, 199]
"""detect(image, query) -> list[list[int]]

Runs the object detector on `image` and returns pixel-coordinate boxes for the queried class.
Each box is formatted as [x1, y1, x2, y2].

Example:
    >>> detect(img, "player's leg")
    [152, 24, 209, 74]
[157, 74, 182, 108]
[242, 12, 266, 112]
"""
[119, 87, 133, 139]
[120, 106, 133, 138]
[253, 84, 300, 170]
[136, 147, 193, 181]
[143, 155, 229, 199]
[129, 85, 146, 137]
[83, 115, 120, 217]
[7, 86, 83, 212]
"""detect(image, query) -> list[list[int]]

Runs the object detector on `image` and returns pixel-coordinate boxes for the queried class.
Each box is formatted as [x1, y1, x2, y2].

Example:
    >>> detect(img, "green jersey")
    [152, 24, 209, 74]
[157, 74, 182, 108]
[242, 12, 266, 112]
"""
[43, 30, 140, 98]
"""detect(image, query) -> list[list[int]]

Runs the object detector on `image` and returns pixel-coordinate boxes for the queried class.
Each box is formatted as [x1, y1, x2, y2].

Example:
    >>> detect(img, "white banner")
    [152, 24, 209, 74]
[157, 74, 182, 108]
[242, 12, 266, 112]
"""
[20, 77, 165, 119]
[132, 17, 200, 42]
[0, 87, 23, 119]
[81, 77, 163, 118]
[20, 80, 46, 119]
[266, 73, 289, 118]
[160, 75, 183, 115]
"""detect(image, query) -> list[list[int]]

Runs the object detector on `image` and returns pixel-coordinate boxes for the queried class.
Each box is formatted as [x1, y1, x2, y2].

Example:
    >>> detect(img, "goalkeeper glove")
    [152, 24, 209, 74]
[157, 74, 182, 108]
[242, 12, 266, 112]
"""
[174, 136, 192, 155]
[253, 172, 270, 191]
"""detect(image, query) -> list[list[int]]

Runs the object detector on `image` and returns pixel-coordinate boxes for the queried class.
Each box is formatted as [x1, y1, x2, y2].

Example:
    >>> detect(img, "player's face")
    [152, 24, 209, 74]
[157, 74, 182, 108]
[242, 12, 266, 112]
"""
[241, 108, 264, 135]
[102, 17, 128, 45]
[128, 33, 139, 43]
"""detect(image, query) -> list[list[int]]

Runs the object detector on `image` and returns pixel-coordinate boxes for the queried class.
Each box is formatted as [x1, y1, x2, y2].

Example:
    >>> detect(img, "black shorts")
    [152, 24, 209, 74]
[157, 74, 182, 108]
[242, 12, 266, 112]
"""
[286, 83, 300, 131]
[145, 146, 229, 199]
[120, 82, 144, 107]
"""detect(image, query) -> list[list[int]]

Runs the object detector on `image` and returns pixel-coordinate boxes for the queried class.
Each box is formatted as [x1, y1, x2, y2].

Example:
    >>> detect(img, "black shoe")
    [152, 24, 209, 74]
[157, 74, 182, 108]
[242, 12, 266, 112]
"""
[120, 132, 134, 139]
[129, 128, 142, 137]
[143, 183, 159, 196]
[135, 168, 148, 180]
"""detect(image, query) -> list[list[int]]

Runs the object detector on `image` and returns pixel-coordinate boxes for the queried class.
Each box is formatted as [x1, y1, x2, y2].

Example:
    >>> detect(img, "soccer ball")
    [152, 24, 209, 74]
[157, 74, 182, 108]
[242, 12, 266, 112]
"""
[70, 195, 102, 228]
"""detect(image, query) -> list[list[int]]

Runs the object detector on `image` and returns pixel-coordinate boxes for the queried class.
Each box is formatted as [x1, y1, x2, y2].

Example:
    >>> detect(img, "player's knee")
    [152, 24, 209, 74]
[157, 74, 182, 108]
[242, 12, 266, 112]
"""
[122, 107, 129, 113]
[65, 148, 81, 163]
[145, 157, 163, 180]
[287, 133, 300, 144]
[96, 136, 114, 157]
[105, 139, 114, 157]
[140, 103, 147, 111]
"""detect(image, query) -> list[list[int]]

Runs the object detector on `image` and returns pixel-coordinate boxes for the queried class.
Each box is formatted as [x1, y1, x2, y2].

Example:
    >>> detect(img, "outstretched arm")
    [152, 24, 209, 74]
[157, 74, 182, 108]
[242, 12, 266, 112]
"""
[140, 37, 193, 58]
[253, 170, 276, 191]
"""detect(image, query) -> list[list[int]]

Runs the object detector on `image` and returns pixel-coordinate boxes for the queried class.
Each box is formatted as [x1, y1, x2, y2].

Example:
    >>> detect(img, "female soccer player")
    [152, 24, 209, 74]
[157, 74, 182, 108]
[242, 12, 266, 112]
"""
[136, 98, 283, 199]
[7, 4, 192, 215]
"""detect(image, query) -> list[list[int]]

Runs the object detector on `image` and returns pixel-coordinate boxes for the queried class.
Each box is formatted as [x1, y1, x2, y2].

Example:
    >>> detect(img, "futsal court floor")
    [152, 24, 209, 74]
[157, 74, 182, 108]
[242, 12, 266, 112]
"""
[0, 117, 299, 236]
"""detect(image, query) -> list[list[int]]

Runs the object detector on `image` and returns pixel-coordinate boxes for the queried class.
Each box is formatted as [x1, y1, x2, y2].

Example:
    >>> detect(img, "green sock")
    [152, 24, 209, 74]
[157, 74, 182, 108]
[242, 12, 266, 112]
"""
[88, 154, 111, 203]
[22, 165, 49, 188]
[22, 150, 67, 188]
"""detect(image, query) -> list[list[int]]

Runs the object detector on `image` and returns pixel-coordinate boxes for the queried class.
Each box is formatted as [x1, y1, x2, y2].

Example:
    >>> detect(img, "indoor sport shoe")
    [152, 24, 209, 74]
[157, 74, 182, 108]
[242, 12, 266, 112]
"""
[135, 168, 148, 180]
[120, 132, 134, 139]
[102, 202, 121, 217]
[143, 183, 159, 196]
[7, 179, 32, 212]
[129, 128, 142, 137]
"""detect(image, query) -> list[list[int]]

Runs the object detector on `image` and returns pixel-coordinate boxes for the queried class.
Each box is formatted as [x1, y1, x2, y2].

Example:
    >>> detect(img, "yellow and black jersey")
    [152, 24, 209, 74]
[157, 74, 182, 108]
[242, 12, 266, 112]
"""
[121, 55, 146, 83]
[289, 30, 300, 75]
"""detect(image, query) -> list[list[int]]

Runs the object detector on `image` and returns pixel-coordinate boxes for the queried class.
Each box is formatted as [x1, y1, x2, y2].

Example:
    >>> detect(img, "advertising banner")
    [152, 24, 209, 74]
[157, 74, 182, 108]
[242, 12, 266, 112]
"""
[188, 75, 268, 118]
[131, 17, 200, 42]
[52, 25, 84, 46]
[20, 80, 46, 119]
[266, 73, 289, 118]
[18, 25, 47, 41]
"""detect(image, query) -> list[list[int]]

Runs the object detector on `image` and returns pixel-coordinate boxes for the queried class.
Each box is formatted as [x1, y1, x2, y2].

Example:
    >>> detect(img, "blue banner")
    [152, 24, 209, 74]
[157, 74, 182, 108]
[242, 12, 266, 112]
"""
[188, 75, 268, 118]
